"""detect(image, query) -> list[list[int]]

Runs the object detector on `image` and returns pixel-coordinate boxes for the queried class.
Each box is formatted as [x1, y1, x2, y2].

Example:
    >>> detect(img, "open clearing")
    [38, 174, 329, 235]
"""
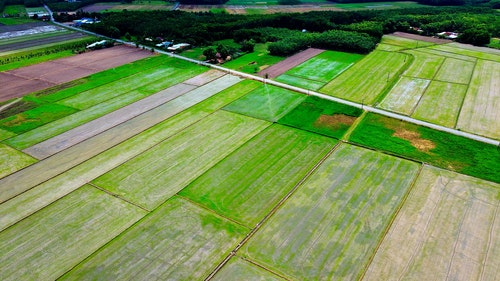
[241, 144, 420, 280]
[364, 166, 500, 281]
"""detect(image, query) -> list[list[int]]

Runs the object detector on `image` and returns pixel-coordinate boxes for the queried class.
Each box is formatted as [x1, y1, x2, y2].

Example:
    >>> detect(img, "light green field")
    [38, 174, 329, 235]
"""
[224, 84, 306, 122]
[2, 5, 26, 16]
[0, 143, 37, 178]
[375, 43, 407, 52]
[380, 35, 435, 50]
[213, 257, 285, 281]
[456, 59, 500, 139]
[434, 58, 475, 84]
[93, 111, 269, 210]
[412, 81, 467, 127]
[58, 64, 204, 109]
[0, 129, 16, 141]
[364, 166, 500, 281]
[282, 51, 363, 83]
[274, 74, 325, 90]
[320, 50, 408, 104]
[0, 185, 146, 281]
[0, 80, 260, 231]
[379, 76, 430, 115]
[61, 196, 247, 280]
[416, 47, 477, 62]
[180, 124, 336, 227]
[241, 144, 420, 280]
[403, 50, 444, 79]
[430, 43, 500, 62]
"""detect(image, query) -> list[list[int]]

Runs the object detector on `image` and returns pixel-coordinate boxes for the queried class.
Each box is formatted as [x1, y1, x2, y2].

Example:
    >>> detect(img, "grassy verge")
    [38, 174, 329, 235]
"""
[349, 113, 500, 183]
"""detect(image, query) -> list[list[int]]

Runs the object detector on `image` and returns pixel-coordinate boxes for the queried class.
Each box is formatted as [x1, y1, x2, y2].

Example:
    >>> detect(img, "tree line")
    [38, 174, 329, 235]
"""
[74, 6, 498, 56]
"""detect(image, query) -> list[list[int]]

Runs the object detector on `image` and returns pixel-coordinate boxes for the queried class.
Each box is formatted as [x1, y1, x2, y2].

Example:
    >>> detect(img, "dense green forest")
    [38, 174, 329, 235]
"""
[69, 6, 499, 56]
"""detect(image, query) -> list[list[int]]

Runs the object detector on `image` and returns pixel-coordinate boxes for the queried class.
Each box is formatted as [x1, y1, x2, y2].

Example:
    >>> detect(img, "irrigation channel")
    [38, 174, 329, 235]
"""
[45, 6, 500, 147]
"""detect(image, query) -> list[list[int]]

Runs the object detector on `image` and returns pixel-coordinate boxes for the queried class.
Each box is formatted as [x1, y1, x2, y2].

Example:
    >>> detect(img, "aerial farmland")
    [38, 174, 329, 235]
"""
[1, 11, 500, 281]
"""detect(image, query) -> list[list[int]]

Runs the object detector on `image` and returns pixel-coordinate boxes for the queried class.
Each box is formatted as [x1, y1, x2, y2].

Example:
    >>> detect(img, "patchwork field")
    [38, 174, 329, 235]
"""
[0, 30, 499, 281]
[275, 50, 363, 90]
[374, 36, 500, 139]
[364, 166, 500, 281]
[241, 144, 420, 280]
[320, 50, 409, 104]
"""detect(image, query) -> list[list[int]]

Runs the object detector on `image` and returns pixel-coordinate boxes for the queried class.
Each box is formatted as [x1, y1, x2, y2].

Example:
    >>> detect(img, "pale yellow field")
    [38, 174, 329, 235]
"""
[363, 166, 500, 281]
[456, 59, 500, 139]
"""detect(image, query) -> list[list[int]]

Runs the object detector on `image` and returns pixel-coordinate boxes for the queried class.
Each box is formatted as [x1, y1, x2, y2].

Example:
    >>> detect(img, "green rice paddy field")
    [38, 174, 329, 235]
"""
[1, 33, 499, 280]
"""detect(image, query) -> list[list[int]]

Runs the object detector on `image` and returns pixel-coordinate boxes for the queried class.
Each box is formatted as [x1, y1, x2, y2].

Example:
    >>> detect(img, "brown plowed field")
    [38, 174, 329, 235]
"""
[0, 45, 153, 102]
[0, 33, 87, 52]
[257, 48, 324, 78]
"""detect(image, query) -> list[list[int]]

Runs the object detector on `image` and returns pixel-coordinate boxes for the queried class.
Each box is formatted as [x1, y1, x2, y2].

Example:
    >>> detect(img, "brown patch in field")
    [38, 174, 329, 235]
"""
[393, 129, 436, 152]
[315, 114, 356, 129]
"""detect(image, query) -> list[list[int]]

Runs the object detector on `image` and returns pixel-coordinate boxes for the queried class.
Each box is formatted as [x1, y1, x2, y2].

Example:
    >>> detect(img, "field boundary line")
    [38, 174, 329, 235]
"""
[444, 195, 472, 280]
[453, 59, 477, 129]
[88, 182, 150, 212]
[341, 110, 367, 141]
[479, 200, 499, 280]
[238, 255, 293, 281]
[204, 141, 342, 281]
[176, 195, 252, 229]
[372, 52, 413, 106]
[358, 162, 424, 281]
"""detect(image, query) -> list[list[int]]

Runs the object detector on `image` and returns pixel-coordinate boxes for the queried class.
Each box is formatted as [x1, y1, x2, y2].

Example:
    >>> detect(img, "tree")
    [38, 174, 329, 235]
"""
[240, 39, 255, 53]
[203, 48, 217, 62]
[458, 27, 491, 46]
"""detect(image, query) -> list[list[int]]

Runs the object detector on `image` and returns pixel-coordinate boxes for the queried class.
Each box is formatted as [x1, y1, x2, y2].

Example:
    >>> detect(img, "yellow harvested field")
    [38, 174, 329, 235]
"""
[363, 166, 500, 281]
[456, 59, 500, 139]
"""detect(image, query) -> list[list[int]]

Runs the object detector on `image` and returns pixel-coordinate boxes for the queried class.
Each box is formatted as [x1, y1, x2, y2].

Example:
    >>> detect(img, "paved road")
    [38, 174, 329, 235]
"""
[44, 5, 499, 147]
